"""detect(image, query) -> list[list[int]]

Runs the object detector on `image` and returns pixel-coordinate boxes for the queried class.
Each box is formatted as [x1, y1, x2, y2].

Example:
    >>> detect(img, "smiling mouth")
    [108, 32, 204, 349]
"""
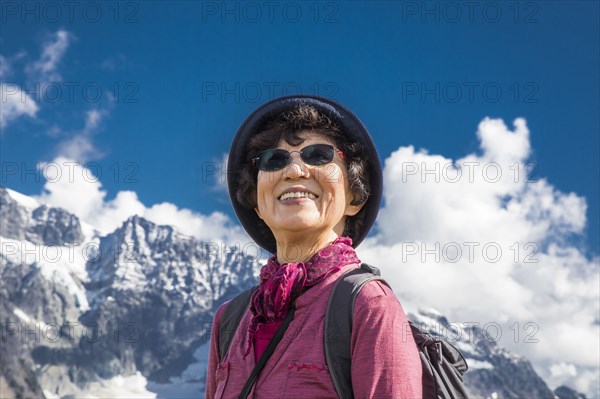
[278, 192, 318, 201]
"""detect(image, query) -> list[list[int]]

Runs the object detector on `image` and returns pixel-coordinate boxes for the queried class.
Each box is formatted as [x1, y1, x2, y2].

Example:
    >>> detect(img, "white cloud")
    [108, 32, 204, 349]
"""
[209, 152, 229, 194]
[145, 203, 242, 242]
[0, 29, 72, 132]
[84, 109, 103, 132]
[100, 53, 130, 71]
[34, 157, 247, 245]
[0, 54, 11, 79]
[26, 30, 72, 82]
[550, 362, 577, 378]
[55, 109, 107, 162]
[548, 363, 599, 398]
[1, 51, 27, 81]
[357, 117, 599, 397]
[55, 134, 99, 163]
[0, 83, 39, 130]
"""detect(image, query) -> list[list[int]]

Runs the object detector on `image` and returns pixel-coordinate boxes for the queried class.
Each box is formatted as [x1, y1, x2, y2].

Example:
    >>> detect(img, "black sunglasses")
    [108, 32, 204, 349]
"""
[252, 144, 345, 171]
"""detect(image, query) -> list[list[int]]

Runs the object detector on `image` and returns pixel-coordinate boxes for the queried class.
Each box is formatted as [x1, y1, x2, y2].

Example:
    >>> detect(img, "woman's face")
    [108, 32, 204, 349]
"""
[254, 131, 364, 243]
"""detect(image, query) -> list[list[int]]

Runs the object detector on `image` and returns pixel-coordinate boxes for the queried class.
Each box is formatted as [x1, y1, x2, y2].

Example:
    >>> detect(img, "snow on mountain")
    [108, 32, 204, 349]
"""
[66, 372, 158, 399]
[4, 187, 40, 209]
[1, 236, 90, 312]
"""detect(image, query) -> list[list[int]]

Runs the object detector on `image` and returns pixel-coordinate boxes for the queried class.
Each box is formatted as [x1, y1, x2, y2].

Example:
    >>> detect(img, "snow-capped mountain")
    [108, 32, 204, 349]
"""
[0, 187, 588, 398]
[0, 186, 260, 398]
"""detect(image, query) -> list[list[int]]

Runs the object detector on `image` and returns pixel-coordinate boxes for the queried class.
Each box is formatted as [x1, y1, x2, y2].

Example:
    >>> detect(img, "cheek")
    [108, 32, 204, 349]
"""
[256, 172, 278, 208]
[316, 164, 342, 184]
[318, 167, 349, 208]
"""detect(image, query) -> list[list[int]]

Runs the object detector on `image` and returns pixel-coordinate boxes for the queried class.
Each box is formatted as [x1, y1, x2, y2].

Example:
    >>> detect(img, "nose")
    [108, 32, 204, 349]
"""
[283, 152, 309, 179]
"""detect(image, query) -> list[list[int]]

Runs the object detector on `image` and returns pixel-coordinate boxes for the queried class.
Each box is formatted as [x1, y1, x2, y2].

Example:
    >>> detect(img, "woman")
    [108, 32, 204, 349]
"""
[206, 95, 422, 398]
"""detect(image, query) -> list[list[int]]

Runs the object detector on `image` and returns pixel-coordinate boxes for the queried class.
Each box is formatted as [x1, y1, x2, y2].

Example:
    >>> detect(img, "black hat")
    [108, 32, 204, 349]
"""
[227, 95, 383, 254]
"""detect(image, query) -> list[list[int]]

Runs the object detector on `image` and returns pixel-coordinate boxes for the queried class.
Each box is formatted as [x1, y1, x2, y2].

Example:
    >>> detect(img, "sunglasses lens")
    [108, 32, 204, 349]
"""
[257, 149, 290, 170]
[254, 144, 336, 170]
[302, 144, 335, 166]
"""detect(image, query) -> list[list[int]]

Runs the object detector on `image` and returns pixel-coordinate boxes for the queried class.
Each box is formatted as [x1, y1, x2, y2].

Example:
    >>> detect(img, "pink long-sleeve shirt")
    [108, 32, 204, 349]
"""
[205, 262, 423, 399]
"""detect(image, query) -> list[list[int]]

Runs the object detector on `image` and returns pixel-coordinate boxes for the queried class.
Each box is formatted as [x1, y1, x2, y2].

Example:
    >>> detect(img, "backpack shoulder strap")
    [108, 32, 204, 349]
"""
[218, 286, 258, 362]
[324, 263, 389, 399]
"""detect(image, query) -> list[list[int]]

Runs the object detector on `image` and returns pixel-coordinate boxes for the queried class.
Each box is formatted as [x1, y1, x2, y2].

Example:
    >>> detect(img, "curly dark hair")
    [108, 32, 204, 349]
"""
[235, 104, 371, 239]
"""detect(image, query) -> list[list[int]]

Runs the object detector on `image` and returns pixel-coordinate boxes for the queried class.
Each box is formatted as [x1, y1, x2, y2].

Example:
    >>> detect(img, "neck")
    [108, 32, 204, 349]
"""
[274, 231, 340, 264]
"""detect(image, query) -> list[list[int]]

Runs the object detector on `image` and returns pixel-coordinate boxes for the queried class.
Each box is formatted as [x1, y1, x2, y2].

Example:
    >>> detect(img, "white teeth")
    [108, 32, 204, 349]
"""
[279, 191, 317, 201]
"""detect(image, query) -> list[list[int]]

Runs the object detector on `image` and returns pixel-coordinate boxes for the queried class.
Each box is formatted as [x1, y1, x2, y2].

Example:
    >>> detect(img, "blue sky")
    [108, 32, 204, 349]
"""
[2, 1, 597, 254]
[1, 1, 599, 395]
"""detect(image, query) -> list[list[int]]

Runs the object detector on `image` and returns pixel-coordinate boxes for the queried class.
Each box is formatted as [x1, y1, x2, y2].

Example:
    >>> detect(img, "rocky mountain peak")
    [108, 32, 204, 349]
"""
[555, 385, 588, 399]
[0, 186, 84, 246]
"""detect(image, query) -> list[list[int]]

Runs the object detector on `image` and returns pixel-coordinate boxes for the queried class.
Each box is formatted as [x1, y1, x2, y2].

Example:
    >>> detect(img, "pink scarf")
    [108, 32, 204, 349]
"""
[244, 236, 360, 357]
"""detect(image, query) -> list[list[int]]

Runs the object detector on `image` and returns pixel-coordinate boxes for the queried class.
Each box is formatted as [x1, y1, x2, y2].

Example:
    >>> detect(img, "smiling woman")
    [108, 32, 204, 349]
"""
[205, 95, 423, 398]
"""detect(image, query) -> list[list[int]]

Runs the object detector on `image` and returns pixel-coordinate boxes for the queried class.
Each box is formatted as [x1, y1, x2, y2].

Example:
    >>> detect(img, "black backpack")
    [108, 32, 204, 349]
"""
[218, 263, 470, 399]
